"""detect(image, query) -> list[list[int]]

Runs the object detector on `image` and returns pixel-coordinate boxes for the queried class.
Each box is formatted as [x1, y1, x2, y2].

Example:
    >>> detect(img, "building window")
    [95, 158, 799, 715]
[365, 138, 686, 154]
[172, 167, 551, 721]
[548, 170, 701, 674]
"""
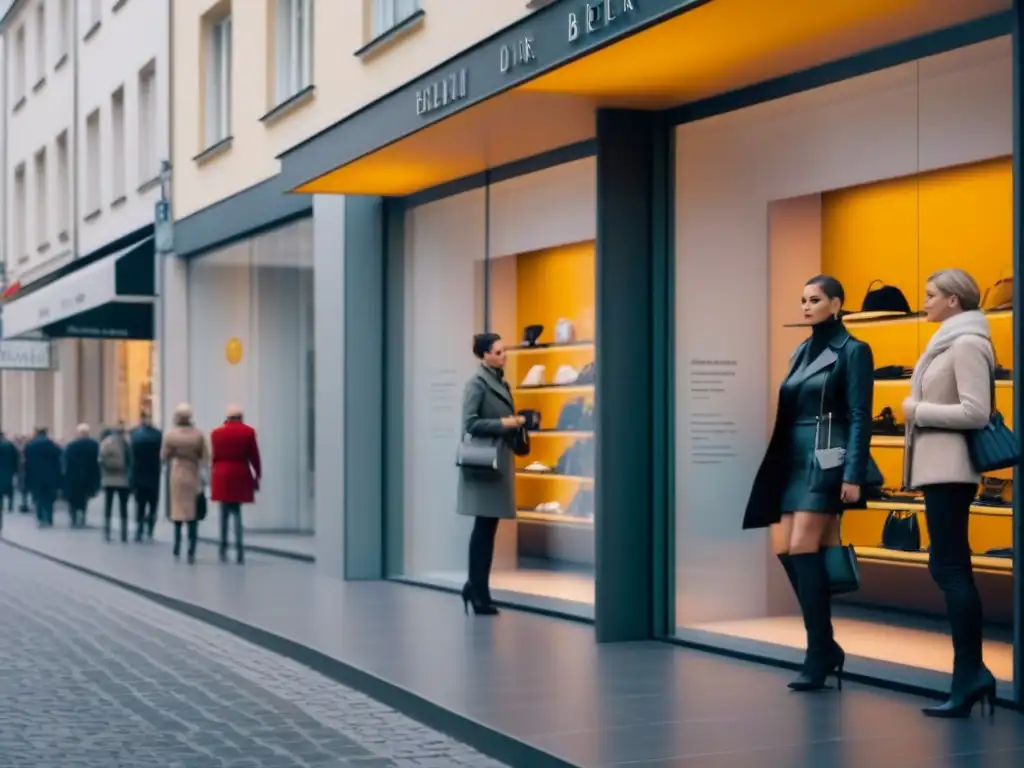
[55, 131, 70, 235]
[138, 60, 157, 183]
[205, 13, 232, 147]
[57, 0, 71, 60]
[34, 3, 46, 83]
[274, 0, 312, 104]
[88, 0, 101, 27]
[111, 86, 126, 200]
[33, 148, 48, 247]
[371, 0, 418, 38]
[13, 165, 26, 258]
[85, 109, 101, 214]
[13, 25, 26, 102]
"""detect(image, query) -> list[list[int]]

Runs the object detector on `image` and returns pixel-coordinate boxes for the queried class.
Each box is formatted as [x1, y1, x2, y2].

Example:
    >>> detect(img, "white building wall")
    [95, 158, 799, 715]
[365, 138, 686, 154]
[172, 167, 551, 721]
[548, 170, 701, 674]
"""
[0, 0, 169, 443]
[76, 0, 169, 255]
[4, 0, 75, 285]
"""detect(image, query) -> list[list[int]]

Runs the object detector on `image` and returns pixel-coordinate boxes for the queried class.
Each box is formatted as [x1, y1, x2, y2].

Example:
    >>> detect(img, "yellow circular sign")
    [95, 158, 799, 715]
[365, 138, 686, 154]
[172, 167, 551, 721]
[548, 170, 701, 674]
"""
[225, 337, 243, 365]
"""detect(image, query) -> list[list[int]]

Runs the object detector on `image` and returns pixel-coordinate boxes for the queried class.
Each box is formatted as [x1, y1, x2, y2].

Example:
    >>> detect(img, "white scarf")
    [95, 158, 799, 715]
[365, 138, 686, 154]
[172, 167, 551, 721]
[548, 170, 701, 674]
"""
[910, 309, 991, 399]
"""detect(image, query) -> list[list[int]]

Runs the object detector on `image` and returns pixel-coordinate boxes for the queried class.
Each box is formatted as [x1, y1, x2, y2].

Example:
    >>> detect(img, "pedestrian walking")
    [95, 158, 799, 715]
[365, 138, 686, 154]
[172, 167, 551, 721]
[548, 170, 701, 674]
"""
[0, 431, 20, 514]
[99, 422, 133, 542]
[210, 404, 261, 565]
[161, 404, 208, 564]
[16, 434, 31, 513]
[24, 428, 62, 527]
[63, 425, 100, 528]
[130, 413, 163, 541]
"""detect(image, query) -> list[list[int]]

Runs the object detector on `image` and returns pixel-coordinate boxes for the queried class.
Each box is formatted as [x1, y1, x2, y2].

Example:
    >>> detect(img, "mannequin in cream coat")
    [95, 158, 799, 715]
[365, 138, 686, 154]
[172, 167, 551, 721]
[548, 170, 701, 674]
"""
[902, 268, 996, 719]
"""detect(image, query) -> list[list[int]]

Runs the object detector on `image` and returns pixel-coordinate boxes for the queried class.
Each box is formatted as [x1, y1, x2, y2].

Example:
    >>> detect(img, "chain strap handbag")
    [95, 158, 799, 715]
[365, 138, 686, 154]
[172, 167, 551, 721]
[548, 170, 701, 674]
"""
[809, 371, 846, 492]
[455, 434, 502, 474]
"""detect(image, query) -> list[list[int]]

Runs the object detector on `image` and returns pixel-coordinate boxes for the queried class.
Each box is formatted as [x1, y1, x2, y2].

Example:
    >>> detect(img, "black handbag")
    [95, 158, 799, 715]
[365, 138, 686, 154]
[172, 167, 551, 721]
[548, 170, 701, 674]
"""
[966, 371, 1020, 472]
[512, 427, 531, 457]
[824, 541, 860, 595]
[195, 491, 208, 522]
[455, 435, 501, 473]
[809, 372, 846, 493]
[881, 510, 920, 551]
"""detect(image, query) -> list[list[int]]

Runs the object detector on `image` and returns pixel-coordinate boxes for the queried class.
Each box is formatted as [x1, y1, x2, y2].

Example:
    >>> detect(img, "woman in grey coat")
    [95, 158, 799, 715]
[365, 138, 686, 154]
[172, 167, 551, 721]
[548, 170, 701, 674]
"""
[457, 333, 526, 615]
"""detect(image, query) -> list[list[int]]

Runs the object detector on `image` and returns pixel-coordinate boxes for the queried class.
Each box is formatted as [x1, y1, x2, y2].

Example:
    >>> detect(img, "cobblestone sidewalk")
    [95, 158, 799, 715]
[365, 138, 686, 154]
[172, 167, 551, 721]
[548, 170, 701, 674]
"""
[0, 545, 508, 768]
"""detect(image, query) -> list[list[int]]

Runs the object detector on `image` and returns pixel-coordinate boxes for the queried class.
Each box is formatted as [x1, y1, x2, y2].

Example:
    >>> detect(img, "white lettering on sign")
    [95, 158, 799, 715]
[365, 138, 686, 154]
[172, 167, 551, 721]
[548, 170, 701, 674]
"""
[568, 0, 636, 42]
[415, 68, 469, 117]
[500, 36, 536, 74]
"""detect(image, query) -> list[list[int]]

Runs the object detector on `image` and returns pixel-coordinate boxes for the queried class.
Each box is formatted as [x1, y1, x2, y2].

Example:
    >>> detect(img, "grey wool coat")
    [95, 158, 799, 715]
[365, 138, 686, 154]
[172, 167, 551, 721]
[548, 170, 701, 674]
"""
[456, 365, 519, 520]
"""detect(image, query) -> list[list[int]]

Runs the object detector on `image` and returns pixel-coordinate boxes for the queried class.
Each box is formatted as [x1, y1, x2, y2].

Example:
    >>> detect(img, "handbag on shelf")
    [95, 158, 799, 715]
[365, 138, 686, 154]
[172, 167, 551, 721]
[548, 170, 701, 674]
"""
[966, 367, 1020, 473]
[455, 434, 502, 474]
[824, 541, 860, 595]
[881, 510, 920, 552]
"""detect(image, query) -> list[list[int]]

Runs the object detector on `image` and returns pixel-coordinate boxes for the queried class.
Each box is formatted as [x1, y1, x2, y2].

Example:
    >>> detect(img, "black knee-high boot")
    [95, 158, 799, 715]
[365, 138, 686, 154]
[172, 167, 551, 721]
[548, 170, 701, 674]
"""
[789, 550, 844, 691]
[777, 553, 798, 596]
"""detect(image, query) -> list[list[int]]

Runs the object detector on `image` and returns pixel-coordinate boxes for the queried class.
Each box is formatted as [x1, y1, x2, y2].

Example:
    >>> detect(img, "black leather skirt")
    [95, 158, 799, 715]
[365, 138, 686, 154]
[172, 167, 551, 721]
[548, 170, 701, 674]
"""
[778, 422, 843, 515]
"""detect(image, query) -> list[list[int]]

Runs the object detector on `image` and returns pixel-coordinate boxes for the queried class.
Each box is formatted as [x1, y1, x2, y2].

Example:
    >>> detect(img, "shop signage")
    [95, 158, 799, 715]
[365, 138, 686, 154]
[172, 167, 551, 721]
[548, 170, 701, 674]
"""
[415, 68, 469, 117]
[500, 35, 536, 74]
[0, 340, 52, 371]
[568, 0, 637, 42]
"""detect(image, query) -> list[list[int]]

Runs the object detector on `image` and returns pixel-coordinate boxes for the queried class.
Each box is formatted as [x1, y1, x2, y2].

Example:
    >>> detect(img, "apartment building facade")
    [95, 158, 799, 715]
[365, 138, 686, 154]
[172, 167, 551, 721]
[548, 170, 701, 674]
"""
[170, 0, 537, 539]
[0, 0, 169, 441]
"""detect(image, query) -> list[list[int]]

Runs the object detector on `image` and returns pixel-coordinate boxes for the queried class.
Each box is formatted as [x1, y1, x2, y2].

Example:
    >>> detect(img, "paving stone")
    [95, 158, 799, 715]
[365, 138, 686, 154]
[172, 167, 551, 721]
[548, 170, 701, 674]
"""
[0, 544, 509, 768]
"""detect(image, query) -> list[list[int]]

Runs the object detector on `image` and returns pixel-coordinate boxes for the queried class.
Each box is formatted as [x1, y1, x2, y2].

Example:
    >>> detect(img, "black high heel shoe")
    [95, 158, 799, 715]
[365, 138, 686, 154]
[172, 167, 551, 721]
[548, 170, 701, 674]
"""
[923, 668, 997, 718]
[461, 582, 499, 616]
[789, 643, 845, 691]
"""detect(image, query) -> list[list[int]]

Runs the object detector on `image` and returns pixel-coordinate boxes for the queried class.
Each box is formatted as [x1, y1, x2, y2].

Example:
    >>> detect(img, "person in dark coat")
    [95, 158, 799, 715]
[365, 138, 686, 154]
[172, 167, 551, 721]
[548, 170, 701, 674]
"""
[210, 405, 262, 564]
[742, 275, 874, 693]
[0, 431, 20, 513]
[129, 414, 163, 541]
[16, 434, 30, 512]
[24, 427, 63, 528]
[457, 333, 528, 616]
[63, 424, 100, 528]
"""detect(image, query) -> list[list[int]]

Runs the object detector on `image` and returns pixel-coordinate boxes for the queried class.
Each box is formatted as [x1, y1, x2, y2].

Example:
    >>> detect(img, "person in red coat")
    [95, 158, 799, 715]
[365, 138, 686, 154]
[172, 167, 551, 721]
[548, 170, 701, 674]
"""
[210, 404, 262, 564]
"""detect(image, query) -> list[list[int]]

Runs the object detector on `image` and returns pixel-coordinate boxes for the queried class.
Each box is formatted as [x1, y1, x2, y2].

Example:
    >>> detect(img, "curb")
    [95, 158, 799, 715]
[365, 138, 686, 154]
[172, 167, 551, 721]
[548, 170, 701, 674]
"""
[1, 537, 577, 768]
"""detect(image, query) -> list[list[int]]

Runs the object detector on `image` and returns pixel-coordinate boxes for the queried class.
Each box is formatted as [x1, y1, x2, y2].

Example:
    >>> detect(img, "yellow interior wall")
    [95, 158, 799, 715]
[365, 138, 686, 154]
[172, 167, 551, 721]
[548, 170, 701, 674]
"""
[503, 241, 596, 513]
[820, 158, 1014, 566]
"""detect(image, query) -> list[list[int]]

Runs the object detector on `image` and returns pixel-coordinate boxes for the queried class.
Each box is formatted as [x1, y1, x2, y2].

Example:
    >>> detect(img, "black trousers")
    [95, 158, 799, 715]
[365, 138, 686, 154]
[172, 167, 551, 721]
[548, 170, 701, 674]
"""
[135, 487, 159, 538]
[173, 520, 197, 556]
[104, 487, 130, 540]
[468, 516, 500, 602]
[219, 502, 244, 559]
[923, 482, 985, 675]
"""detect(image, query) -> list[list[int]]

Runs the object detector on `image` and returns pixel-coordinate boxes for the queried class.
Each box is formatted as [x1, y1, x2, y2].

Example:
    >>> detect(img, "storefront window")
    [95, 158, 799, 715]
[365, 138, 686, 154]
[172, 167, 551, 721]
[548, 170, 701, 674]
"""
[115, 341, 154, 423]
[674, 39, 1014, 688]
[396, 159, 598, 616]
[187, 219, 315, 532]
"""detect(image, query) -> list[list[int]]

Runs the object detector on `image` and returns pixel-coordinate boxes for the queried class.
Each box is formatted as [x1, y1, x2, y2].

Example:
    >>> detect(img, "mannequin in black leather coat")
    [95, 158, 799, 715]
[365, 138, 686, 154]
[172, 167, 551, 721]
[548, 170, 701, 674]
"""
[743, 275, 874, 692]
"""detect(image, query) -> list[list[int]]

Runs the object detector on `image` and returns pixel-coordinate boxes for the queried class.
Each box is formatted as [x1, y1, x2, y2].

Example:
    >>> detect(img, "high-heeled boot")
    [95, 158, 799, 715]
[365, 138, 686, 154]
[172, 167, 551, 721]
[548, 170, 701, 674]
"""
[778, 553, 798, 596]
[789, 550, 844, 691]
[461, 582, 499, 616]
[923, 665, 997, 718]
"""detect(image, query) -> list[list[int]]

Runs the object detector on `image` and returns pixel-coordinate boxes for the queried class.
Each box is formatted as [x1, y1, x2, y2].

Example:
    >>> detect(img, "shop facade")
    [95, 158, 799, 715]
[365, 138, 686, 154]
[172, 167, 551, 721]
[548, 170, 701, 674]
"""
[279, 0, 1024, 704]
[0, 227, 158, 441]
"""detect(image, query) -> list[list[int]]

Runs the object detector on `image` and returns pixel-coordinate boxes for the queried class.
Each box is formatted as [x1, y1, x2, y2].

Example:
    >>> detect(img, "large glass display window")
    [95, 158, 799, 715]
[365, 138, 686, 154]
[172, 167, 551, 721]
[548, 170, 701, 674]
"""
[187, 220, 315, 532]
[394, 158, 598, 617]
[673, 38, 1015, 691]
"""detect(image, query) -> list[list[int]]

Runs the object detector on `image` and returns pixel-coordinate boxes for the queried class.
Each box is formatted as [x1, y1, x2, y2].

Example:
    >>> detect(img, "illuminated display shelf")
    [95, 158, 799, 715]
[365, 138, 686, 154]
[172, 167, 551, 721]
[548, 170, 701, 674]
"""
[516, 472, 594, 485]
[855, 545, 1012, 574]
[516, 509, 593, 526]
[507, 341, 595, 356]
[529, 430, 594, 438]
[863, 500, 1012, 518]
[515, 384, 594, 394]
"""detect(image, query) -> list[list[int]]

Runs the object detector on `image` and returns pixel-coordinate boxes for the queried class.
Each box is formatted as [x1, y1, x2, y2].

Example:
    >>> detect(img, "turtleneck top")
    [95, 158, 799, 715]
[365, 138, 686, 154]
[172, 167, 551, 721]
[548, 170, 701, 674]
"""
[805, 316, 844, 363]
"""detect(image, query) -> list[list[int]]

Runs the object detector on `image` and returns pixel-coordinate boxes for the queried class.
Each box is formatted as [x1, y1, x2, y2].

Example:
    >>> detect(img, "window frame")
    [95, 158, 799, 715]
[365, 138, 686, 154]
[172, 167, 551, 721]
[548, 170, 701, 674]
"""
[33, 147, 48, 247]
[13, 25, 26, 102]
[84, 108, 102, 215]
[34, 2, 46, 84]
[110, 86, 126, 200]
[274, 0, 313, 104]
[137, 61, 158, 184]
[204, 14, 233, 148]
[370, 0, 419, 39]
[55, 131, 70, 235]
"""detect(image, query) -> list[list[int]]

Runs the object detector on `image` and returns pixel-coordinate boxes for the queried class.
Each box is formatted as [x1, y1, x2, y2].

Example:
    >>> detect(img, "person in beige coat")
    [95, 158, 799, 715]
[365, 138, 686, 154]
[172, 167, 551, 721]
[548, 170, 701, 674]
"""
[161, 403, 208, 564]
[902, 268, 995, 719]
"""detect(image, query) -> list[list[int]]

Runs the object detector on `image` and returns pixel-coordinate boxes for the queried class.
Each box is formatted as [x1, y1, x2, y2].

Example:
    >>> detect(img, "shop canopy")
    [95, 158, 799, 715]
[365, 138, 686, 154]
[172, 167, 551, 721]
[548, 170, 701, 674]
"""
[2, 236, 156, 341]
[281, 0, 1008, 198]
